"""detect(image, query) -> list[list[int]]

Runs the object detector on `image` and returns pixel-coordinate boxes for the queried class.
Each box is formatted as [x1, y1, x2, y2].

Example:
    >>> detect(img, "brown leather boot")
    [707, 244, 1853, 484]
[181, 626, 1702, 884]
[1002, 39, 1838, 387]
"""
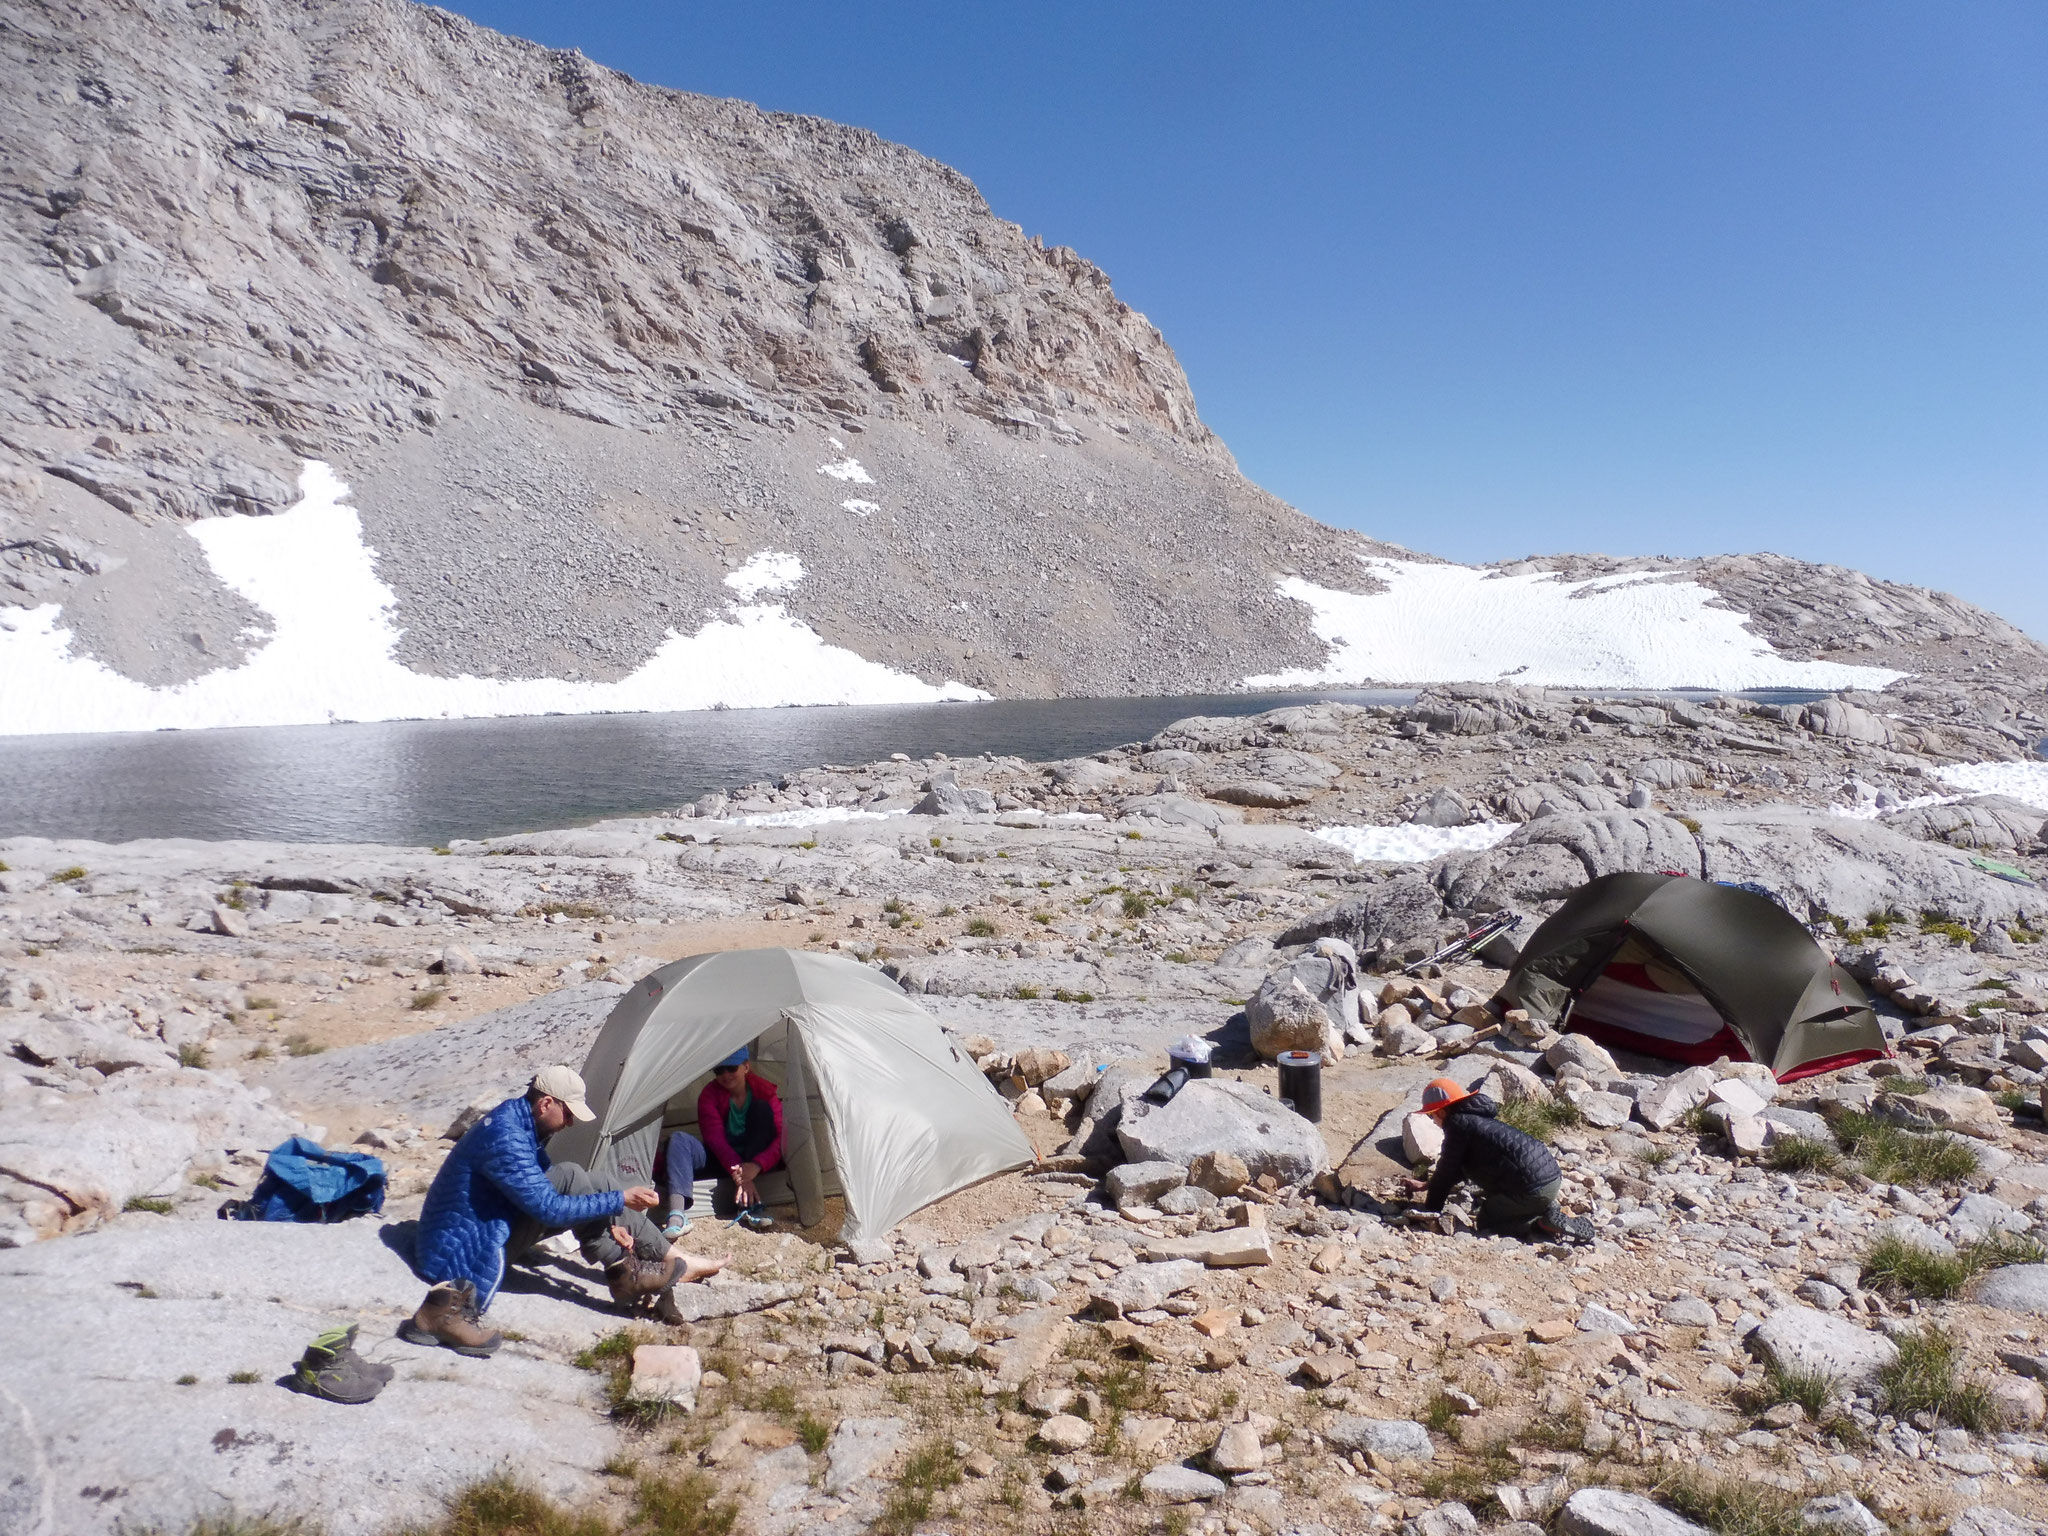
[607, 1254, 679, 1311]
[652, 1282, 688, 1327]
[399, 1281, 503, 1357]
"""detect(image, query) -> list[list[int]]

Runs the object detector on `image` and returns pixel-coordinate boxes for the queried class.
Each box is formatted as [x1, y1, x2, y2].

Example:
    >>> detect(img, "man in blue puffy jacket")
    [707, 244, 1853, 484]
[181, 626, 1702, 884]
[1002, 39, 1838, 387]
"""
[405, 1065, 677, 1354]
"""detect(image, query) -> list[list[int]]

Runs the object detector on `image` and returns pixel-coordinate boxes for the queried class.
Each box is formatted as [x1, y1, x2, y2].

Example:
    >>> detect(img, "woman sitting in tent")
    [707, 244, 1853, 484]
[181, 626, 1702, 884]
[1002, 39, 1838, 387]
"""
[663, 1047, 783, 1235]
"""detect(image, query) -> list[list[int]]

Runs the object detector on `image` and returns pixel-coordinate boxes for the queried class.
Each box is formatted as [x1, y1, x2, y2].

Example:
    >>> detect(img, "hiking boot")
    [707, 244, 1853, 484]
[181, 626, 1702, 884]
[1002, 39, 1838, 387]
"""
[608, 1254, 680, 1311]
[289, 1324, 395, 1404]
[399, 1281, 503, 1356]
[738, 1206, 773, 1232]
[1536, 1210, 1597, 1246]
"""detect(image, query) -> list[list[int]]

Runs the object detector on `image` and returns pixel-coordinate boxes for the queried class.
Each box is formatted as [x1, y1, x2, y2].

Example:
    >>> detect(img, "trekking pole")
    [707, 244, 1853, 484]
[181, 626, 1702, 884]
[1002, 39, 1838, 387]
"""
[1402, 911, 1519, 976]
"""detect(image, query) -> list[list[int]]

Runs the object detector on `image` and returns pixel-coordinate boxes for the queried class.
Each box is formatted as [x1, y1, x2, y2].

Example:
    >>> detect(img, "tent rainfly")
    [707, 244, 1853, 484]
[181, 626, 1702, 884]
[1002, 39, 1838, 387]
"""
[1495, 872, 1887, 1082]
[547, 948, 1034, 1242]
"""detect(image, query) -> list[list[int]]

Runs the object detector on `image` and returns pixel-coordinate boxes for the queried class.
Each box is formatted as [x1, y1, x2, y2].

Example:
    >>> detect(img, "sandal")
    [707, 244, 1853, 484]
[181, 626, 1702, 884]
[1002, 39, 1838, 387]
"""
[662, 1213, 694, 1240]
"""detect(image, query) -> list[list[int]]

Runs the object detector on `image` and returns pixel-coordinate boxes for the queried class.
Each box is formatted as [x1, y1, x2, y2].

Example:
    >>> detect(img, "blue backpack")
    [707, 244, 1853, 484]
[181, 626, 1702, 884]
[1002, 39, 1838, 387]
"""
[219, 1137, 387, 1224]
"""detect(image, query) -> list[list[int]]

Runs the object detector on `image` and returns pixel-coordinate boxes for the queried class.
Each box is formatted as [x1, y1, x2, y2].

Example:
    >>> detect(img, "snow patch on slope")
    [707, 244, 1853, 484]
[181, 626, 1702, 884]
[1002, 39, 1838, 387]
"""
[1312, 822, 1519, 863]
[1932, 761, 2048, 812]
[1249, 559, 1905, 692]
[0, 463, 986, 737]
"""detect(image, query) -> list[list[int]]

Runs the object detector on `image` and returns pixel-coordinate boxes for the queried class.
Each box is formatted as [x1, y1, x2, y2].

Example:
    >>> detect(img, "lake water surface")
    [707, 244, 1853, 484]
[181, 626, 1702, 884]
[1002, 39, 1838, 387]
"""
[0, 688, 1832, 847]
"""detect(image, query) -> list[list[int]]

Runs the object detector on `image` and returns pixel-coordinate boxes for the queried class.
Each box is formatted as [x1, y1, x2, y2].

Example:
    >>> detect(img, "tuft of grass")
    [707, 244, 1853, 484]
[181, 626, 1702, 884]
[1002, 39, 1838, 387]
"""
[1866, 1231, 2048, 1300]
[1757, 1362, 1837, 1422]
[169, 1519, 317, 1536]
[399, 1473, 612, 1536]
[1421, 1390, 1466, 1434]
[124, 1196, 175, 1215]
[247, 1041, 273, 1061]
[410, 989, 447, 1011]
[964, 916, 996, 938]
[1052, 988, 1095, 1004]
[1831, 1109, 1979, 1185]
[632, 1471, 737, 1536]
[1632, 1144, 1675, 1170]
[244, 994, 280, 1011]
[1497, 1096, 1583, 1142]
[1764, 1136, 1839, 1174]
[871, 1442, 961, 1536]
[49, 865, 89, 884]
[1012, 985, 1040, 1000]
[1919, 912, 1977, 947]
[1655, 1468, 1811, 1536]
[1121, 892, 1150, 919]
[227, 1370, 260, 1384]
[1031, 911, 1054, 925]
[1878, 1324, 1998, 1433]
[283, 1034, 326, 1057]
[177, 1043, 212, 1069]
[796, 1412, 831, 1455]
[572, 1328, 643, 1372]
[175, 1374, 198, 1386]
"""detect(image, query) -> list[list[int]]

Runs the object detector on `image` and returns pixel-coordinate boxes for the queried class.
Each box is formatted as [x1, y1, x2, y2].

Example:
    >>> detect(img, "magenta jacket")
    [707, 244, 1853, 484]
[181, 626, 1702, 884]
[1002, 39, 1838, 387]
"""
[697, 1075, 784, 1174]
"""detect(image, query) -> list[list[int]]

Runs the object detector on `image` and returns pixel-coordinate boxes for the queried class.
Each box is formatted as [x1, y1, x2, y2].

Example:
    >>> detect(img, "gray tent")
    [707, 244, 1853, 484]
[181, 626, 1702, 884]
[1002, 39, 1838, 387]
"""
[548, 948, 1034, 1241]
[1496, 872, 1886, 1082]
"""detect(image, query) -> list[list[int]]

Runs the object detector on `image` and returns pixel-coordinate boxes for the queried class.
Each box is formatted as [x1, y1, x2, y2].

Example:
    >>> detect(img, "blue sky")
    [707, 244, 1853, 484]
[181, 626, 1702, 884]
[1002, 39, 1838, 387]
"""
[441, 3, 2048, 642]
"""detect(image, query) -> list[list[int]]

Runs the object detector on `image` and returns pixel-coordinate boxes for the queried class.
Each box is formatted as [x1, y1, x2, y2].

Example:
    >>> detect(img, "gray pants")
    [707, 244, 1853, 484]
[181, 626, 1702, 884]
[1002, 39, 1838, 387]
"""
[1478, 1176, 1563, 1233]
[506, 1161, 669, 1272]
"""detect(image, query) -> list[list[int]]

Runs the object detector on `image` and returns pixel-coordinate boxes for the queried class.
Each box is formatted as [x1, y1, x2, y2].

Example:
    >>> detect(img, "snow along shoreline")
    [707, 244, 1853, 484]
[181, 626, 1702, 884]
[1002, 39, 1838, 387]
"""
[0, 463, 987, 737]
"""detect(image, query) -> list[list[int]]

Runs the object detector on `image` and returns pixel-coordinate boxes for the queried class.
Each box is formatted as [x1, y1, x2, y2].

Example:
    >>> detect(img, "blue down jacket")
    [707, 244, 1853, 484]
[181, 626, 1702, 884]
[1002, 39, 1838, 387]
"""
[414, 1094, 621, 1308]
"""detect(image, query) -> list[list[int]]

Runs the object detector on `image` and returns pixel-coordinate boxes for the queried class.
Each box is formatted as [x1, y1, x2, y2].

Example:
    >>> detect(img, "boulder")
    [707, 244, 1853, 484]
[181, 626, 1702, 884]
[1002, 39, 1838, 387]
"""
[1323, 1417, 1433, 1460]
[1635, 1066, 1718, 1131]
[627, 1345, 701, 1411]
[1141, 1465, 1227, 1502]
[1951, 1193, 2025, 1244]
[1873, 1216, 1953, 1257]
[1879, 1083, 2004, 1140]
[1974, 1266, 2048, 1317]
[1376, 1015, 1435, 1056]
[1246, 974, 1339, 1060]
[1210, 1422, 1264, 1473]
[1036, 1414, 1094, 1452]
[1116, 1078, 1328, 1185]
[1546, 1035, 1619, 1076]
[1090, 1260, 1206, 1318]
[1274, 874, 1449, 969]
[1744, 1307, 1898, 1391]
[1212, 780, 1312, 809]
[1559, 1488, 1710, 1536]
[912, 784, 997, 816]
[1800, 1494, 1886, 1536]
[1402, 1111, 1445, 1165]
[1950, 1511, 2048, 1536]
[1569, 1089, 1634, 1130]
[1137, 1228, 1274, 1268]
[1188, 1150, 1250, 1196]
[1105, 1160, 1187, 1208]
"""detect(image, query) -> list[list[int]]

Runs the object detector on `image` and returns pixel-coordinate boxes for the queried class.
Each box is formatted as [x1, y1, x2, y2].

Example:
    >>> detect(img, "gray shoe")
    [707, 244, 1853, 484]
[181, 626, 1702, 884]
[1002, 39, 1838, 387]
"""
[289, 1324, 395, 1404]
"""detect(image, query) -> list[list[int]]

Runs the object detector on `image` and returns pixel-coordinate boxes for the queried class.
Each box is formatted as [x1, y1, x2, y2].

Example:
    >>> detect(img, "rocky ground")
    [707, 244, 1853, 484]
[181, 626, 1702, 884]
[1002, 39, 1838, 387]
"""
[6, 686, 2048, 1536]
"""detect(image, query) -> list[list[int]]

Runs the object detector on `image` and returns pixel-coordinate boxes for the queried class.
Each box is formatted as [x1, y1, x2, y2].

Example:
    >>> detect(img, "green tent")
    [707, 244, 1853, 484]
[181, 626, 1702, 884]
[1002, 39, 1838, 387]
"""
[549, 947, 1034, 1241]
[1496, 873, 1886, 1082]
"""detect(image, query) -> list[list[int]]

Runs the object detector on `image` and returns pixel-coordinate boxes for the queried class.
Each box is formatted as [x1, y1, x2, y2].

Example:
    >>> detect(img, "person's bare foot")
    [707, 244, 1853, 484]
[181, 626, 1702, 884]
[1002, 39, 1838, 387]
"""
[671, 1251, 728, 1283]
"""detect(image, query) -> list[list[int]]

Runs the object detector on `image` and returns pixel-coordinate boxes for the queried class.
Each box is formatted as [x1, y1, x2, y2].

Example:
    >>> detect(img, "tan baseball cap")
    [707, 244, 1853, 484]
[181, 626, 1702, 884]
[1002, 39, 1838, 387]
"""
[532, 1064, 595, 1122]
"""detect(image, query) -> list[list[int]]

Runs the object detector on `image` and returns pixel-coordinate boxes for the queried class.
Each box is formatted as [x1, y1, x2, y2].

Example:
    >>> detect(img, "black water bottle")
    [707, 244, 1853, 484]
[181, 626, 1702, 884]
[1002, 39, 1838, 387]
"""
[1275, 1050, 1323, 1123]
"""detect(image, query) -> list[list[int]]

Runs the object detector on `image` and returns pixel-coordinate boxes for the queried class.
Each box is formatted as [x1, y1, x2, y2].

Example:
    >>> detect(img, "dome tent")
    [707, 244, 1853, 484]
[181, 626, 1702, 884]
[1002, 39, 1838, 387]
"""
[1495, 872, 1886, 1082]
[548, 948, 1034, 1242]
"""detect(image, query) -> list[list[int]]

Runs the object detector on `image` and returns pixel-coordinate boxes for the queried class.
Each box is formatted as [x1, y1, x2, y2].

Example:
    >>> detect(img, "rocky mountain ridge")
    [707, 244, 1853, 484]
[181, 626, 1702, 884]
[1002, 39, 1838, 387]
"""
[2, 0, 2045, 716]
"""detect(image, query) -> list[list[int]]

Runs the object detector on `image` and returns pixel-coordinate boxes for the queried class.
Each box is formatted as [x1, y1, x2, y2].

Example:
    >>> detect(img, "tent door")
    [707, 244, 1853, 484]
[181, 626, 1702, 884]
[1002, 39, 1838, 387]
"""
[779, 1011, 827, 1229]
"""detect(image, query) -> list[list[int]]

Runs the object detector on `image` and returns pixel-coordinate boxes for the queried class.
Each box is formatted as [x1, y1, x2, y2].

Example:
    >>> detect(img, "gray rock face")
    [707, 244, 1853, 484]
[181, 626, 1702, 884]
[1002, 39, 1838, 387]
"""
[823, 1416, 907, 1494]
[0, 0, 1389, 702]
[1973, 1266, 2048, 1317]
[1322, 1416, 1433, 1459]
[1950, 1510, 2048, 1536]
[1744, 1307, 1898, 1391]
[1559, 1488, 1710, 1536]
[0, 1219, 626, 1536]
[1276, 875, 1449, 968]
[1116, 1078, 1328, 1185]
[1800, 1494, 1887, 1536]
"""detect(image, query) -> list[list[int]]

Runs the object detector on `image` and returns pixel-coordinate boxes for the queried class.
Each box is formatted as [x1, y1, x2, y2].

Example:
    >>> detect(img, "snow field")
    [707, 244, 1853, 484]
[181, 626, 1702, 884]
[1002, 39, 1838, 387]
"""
[1312, 821, 1519, 863]
[1932, 761, 2048, 813]
[1246, 558, 1905, 693]
[0, 463, 986, 737]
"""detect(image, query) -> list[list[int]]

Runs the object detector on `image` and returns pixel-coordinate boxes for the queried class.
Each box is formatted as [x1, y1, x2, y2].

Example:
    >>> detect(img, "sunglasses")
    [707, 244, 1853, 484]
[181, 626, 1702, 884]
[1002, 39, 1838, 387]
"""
[712, 1064, 744, 1076]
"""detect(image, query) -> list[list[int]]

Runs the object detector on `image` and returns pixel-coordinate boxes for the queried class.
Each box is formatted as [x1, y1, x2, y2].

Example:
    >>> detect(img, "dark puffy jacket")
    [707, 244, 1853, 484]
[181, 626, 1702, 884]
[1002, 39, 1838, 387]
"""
[415, 1095, 622, 1308]
[1423, 1094, 1559, 1212]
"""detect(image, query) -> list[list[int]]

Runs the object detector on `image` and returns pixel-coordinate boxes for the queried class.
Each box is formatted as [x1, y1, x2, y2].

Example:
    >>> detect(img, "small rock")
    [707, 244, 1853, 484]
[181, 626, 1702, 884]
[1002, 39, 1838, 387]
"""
[1107, 1160, 1188, 1208]
[1323, 1416, 1433, 1460]
[1745, 1307, 1898, 1392]
[1188, 1149, 1250, 1196]
[1210, 1421, 1263, 1474]
[1546, 1035, 1619, 1075]
[1560, 1488, 1709, 1536]
[1036, 1414, 1094, 1453]
[210, 905, 250, 939]
[1578, 1303, 1633, 1335]
[627, 1345, 702, 1411]
[1402, 1111, 1445, 1165]
[1141, 1464, 1227, 1502]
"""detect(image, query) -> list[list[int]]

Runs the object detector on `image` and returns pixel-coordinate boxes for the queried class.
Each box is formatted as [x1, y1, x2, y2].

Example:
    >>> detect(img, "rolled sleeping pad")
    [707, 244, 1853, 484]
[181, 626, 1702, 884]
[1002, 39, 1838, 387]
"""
[1275, 1049, 1322, 1123]
[1141, 1065, 1189, 1105]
